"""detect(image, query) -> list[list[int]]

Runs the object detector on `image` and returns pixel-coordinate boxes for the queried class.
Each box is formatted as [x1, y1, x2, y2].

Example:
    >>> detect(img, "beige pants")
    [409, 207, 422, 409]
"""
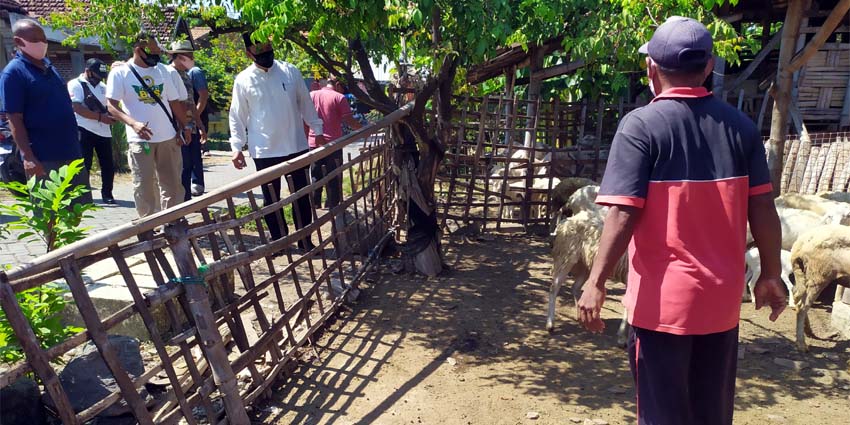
[128, 139, 184, 217]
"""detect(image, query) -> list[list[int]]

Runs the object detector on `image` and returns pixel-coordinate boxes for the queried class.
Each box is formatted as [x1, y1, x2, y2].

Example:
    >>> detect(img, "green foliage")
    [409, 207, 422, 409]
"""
[232, 203, 291, 232]
[0, 160, 99, 253]
[111, 123, 130, 173]
[44, 0, 179, 51]
[499, 0, 750, 100]
[0, 283, 83, 364]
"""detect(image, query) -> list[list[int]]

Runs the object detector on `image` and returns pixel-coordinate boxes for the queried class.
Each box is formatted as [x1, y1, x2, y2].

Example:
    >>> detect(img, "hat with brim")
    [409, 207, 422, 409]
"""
[166, 40, 194, 54]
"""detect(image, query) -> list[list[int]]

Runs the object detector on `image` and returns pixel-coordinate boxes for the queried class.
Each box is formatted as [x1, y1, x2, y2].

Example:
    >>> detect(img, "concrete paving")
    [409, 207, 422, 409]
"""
[0, 143, 365, 267]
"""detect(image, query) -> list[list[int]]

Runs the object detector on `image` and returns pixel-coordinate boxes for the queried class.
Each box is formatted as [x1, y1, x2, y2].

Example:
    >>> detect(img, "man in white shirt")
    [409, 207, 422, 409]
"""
[68, 58, 117, 204]
[106, 32, 190, 217]
[230, 32, 325, 250]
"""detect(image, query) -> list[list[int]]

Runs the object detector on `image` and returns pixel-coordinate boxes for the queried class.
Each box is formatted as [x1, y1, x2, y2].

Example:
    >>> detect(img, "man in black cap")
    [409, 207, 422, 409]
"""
[68, 58, 117, 204]
[575, 16, 785, 424]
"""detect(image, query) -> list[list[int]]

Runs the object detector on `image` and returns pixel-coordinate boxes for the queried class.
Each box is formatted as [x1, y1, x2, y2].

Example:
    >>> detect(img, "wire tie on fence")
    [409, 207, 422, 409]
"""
[171, 265, 208, 286]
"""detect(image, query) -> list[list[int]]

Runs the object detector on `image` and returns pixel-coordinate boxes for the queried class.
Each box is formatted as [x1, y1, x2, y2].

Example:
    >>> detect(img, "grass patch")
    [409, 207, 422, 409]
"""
[233, 203, 293, 232]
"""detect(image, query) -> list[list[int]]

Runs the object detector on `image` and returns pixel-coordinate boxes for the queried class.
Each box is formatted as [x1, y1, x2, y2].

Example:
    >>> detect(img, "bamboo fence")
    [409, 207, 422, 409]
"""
[436, 95, 643, 233]
[0, 106, 411, 423]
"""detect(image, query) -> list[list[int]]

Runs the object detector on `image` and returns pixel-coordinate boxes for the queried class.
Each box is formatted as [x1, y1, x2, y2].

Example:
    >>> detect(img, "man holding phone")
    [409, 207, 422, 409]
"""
[106, 32, 190, 217]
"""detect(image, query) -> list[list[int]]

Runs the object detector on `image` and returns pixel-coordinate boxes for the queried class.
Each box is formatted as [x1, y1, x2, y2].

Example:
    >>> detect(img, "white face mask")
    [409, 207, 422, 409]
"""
[17, 39, 48, 61]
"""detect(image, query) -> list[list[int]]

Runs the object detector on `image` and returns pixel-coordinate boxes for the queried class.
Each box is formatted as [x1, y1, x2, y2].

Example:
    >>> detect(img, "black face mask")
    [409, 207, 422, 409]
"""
[87, 74, 102, 86]
[252, 50, 275, 68]
[140, 49, 161, 67]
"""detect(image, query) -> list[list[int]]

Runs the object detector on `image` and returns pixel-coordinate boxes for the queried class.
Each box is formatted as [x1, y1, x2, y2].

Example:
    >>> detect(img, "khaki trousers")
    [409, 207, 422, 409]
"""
[128, 139, 184, 217]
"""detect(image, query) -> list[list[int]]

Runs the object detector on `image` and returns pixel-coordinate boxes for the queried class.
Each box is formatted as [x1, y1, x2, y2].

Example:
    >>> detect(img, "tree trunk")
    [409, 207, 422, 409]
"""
[768, 0, 807, 197]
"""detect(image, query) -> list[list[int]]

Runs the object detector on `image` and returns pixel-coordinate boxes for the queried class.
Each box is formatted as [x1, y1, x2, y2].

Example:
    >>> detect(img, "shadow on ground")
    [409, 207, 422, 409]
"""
[249, 234, 849, 425]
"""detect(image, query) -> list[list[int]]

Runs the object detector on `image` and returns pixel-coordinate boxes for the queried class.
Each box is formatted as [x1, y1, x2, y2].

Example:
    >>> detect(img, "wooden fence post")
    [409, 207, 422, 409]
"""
[0, 272, 79, 424]
[164, 220, 250, 424]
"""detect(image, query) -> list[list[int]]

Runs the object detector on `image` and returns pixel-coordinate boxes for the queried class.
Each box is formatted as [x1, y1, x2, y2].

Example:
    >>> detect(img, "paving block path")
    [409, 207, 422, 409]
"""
[0, 144, 365, 268]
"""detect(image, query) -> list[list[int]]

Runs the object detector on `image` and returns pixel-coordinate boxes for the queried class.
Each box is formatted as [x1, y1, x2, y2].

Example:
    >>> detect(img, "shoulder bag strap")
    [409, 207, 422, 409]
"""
[128, 64, 179, 132]
[79, 79, 108, 113]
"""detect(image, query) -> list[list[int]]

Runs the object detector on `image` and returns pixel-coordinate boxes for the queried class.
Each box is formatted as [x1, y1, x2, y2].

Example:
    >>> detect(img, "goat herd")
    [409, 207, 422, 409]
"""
[538, 177, 850, 353]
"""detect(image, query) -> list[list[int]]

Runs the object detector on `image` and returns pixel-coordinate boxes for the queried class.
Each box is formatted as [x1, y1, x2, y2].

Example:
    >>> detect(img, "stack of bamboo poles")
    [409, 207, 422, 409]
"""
[780, 132, 850, 194]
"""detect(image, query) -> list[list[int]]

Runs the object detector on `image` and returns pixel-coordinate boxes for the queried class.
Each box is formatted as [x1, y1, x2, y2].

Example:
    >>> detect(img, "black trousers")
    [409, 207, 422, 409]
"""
[79, 127, 114, 199]
[253, 152, 313, 246]
[628, 325, 738, 425]
[181, 133, 203, 201]
[309, 148, 343, 209]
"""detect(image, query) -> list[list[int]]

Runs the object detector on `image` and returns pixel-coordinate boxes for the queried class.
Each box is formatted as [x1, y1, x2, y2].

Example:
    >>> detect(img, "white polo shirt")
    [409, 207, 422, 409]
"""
[229, 60, 323, 158]
[68, 74, 112, 138]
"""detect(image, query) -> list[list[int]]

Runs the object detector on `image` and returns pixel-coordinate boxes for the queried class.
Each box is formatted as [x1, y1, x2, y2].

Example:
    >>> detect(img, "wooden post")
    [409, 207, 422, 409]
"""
[524, 47, 546, 147]
[594, 98, 604, 181]
[164, 220, 250, 424]
[768, 0, 807, 197]
[58, 258, 155, 424]
[787, 0, 850, 73]
[0, 272, 79, 424]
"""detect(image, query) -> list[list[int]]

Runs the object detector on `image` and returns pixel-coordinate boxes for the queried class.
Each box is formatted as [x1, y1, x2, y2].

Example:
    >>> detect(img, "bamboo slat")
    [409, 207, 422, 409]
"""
[781, 138, 801, 192]
[817, 142, 839, 192]
[800, 145, 819, 194]
[789, 137, 811, 193]
[805, 144, 826, 193]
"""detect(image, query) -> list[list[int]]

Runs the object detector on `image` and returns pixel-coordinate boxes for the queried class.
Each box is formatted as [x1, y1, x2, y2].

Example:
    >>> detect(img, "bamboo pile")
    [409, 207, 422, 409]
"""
[779, 132, 850, 194]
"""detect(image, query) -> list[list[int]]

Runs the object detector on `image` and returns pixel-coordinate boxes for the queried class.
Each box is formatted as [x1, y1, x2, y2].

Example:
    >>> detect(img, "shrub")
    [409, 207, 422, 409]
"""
[0, 159, 99, 252]
[0, 283, 83, 364]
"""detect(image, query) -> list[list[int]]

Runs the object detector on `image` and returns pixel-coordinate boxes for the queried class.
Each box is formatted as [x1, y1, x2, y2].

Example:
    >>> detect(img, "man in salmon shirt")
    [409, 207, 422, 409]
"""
[307, 75, 362, 209]
[576, 16, 786, 425]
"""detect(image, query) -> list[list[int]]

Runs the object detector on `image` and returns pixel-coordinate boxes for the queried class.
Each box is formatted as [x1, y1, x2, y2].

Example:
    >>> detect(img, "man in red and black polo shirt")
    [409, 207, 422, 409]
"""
[576, 16, 786, 425]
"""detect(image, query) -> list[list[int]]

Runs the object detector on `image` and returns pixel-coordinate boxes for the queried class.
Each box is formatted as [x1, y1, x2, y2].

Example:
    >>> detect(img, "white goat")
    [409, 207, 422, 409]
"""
[790, 224, 850, 352]
[774, 193, 850, 225]
[747, 206, 826, 250]
[548, 210, 629, 345]
[564, 185, 608, 217]
[743, 247, 795, 305]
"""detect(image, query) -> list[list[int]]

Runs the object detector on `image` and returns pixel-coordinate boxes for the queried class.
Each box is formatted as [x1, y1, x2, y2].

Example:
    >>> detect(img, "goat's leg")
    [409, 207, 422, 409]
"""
[546, 274, 564, 332]
[570, 267, 590, 306]
[616, 309, 629, 347]
[796, 305, 811, 352]
[747, 267, 761, 304]
[782, 274, 796, 308]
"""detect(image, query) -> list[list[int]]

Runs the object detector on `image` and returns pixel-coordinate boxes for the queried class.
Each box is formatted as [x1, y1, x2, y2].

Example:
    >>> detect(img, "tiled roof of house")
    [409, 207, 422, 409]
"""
[13, 2, 188, 44]
[0, 0, 27, 15]
[15, 0, 68, 18]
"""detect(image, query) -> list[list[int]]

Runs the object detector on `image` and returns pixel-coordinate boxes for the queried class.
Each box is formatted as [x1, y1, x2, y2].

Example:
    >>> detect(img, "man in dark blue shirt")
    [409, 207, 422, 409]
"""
[0, 19, 90, 203]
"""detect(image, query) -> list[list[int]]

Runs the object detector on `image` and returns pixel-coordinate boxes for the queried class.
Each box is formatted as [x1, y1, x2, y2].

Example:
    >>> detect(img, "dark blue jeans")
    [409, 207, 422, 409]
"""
[628, 325, 739, 425]
[181, 133, 203, 201]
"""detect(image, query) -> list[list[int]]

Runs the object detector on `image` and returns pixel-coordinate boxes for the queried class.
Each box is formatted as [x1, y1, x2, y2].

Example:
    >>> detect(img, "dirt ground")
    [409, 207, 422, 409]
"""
[249, 234, 850, 425]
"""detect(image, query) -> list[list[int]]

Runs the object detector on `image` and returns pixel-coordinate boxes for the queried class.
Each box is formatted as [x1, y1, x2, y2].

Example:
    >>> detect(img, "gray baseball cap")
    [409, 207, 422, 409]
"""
[639, 16, 713, 71]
